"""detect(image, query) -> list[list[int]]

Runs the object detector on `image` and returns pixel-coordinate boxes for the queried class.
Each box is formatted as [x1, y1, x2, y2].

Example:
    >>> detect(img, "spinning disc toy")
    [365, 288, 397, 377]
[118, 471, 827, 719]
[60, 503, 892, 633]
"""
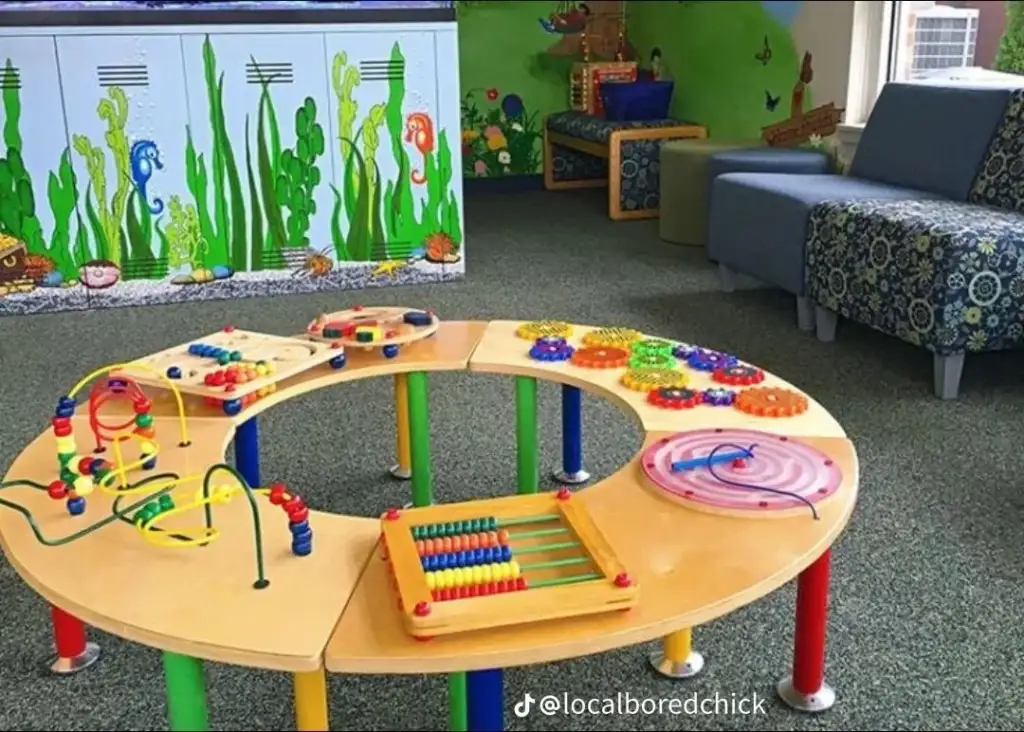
[570, 346, 629, 369]
[516, 320, 573, 340]
[621, 367, 688, 392]
[582, 327, 643, 349]
[630, 339, 674, 358]
[702, 387, 737, 406]
[713, 364, 765, 386]
[306, 306, 439, 360]
[647, 387, 702, 409]
[734, 387, 809, 417]
[641, 428, 843, 519]
[673, 343, 698, 360]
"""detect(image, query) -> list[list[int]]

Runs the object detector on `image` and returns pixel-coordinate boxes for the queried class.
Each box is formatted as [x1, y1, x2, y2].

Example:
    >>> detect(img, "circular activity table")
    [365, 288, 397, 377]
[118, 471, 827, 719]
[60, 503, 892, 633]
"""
[0, 316, 859, 731]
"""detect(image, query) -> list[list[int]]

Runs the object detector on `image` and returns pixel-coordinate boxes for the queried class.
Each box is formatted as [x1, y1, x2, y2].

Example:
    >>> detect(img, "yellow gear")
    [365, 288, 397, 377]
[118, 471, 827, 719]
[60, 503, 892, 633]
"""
[620, 367, 688, 392]
[515, 320, 573, 340]
[582, 327, 643, 349]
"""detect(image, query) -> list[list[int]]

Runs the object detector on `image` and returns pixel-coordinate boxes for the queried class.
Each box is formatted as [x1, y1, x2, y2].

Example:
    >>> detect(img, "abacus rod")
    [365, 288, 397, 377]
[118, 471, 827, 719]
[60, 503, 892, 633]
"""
[499, 513, 559, 527]
[513, 540, 579, 556]
[528, 573, 602, 589]
[519, 556, 590, 571]
[507, 527, 568, 540]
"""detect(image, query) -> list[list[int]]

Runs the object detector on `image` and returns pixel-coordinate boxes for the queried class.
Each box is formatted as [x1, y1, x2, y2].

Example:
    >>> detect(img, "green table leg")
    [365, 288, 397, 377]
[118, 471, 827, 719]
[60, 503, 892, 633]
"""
[163, 651, 209, 731]
[449, 670, 467, 730]
[407, 371, 433, 508]
[516, 376, 539, 495]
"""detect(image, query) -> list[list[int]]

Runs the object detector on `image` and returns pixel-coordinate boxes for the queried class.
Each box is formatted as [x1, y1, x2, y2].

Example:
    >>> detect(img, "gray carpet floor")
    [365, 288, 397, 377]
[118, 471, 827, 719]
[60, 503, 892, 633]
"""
[2, 188, 1024, 731]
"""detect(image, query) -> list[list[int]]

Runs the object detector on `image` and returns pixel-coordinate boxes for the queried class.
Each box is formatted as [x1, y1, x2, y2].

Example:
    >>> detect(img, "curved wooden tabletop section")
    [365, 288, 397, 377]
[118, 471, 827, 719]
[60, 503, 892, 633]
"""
[0, 319, 858, 676]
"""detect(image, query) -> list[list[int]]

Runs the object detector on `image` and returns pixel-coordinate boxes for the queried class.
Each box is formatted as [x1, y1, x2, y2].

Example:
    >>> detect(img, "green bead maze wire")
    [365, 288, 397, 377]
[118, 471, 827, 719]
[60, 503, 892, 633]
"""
[0, 462, 271, 590]
[412, 512, 603, 589]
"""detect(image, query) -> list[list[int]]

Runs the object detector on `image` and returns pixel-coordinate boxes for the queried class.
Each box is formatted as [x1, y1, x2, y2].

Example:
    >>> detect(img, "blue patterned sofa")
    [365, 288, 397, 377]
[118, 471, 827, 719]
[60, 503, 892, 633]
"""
[807, 88, 1024, 399]
[707, 82, 1024, 398]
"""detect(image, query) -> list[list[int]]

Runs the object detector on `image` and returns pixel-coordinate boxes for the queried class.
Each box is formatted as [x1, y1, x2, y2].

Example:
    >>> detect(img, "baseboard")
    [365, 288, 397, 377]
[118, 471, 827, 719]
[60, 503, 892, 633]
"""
[464, 174, 544, 195]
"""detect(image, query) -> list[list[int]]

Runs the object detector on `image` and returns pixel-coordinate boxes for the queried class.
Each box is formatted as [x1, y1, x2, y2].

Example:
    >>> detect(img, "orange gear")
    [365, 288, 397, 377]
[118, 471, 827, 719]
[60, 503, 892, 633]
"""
[515, 320, 573, 340]
[621, 367, 688, 392]
[582, 327, 643, 349]
[734, 387, 809, 417]
[571, 346, 629, 368]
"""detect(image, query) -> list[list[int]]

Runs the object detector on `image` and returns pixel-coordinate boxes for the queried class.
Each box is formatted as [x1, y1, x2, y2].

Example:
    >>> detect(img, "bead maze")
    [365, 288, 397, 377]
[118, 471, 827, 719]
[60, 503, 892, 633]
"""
[1, 361, 313, 590]
[379, 488, 638, 639]
[127, 327, 345, 416]
[306, 306, 439, 360]
[640, 428, 843, 519]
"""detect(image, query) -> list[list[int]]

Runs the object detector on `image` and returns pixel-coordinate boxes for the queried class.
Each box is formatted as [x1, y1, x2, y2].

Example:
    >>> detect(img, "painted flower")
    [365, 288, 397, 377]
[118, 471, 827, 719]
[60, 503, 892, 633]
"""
[473, 160, 488, 175]
[462, 128, 480, 142]
[484, 125, 502, 139]
[486, 133, 507, 151]
[498, 150, 511, 164]
[510, 122, 524, 132]
[501, 93, 524, 119]
[486, 87, 499, 101]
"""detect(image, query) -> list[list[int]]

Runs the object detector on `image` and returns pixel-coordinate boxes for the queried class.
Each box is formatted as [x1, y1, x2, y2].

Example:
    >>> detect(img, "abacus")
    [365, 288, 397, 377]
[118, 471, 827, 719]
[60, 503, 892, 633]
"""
[380, 489, 637, 638]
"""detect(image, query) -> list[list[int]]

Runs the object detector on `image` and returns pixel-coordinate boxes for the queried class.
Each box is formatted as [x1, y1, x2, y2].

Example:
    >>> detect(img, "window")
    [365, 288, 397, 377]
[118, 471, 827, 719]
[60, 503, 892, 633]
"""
[886, 1, 1022, 86]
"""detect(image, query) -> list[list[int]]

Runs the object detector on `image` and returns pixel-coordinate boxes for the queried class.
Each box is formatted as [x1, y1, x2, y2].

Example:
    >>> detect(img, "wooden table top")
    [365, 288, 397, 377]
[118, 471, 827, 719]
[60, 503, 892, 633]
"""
[0, 318, 858, 674]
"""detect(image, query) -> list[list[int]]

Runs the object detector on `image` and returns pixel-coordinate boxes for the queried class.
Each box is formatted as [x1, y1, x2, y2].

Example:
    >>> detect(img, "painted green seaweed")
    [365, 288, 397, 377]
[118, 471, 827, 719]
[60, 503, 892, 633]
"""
[165, 194, 206, 270]
[277, 96, 325, 248]
[0, 59, 45, 255]
[71, 86, 131, 266]
[45, 148, 88, 279]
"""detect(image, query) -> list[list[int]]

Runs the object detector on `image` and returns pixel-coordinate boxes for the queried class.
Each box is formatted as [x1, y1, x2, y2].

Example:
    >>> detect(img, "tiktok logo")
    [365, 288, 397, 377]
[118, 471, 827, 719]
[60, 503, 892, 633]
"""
[514, 693, 534, 718]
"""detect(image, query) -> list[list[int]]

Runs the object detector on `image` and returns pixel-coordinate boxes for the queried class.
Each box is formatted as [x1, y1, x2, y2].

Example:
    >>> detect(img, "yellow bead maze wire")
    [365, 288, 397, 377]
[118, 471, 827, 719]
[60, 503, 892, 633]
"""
[67, 360, 191, 447]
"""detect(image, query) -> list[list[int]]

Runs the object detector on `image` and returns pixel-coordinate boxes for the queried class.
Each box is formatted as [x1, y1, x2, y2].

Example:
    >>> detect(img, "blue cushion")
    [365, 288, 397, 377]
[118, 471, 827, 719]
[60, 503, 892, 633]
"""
[707, 173, 941, 295]
[969, 90, 1024, 215]
[850, 82, 1011, 201]
[709, 149, 830, 182]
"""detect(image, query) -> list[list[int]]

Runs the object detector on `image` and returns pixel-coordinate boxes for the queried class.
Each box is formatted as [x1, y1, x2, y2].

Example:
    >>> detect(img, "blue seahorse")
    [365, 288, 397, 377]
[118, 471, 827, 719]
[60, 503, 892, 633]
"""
[129, 139, 165, 215]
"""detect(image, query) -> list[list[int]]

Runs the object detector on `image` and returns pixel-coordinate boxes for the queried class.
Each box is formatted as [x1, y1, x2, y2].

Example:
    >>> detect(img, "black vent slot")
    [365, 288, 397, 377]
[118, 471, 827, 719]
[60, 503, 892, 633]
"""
[359, 58, 404, 82]
[247, 61, 293, 85]
[0, 65, 21, 90]
[97, 65, 149, 88]
[122, 257, 169, 281]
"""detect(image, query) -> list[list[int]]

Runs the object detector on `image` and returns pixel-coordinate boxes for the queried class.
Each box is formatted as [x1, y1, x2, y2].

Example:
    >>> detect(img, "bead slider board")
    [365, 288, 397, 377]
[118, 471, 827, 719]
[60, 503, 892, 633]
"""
[379, 489, 638, 639]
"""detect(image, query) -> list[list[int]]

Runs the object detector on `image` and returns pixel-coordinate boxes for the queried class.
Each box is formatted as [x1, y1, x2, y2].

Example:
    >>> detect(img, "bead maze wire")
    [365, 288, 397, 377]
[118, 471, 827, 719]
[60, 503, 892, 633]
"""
[0, 362, 312, 589]
[704, 442, 820, 520]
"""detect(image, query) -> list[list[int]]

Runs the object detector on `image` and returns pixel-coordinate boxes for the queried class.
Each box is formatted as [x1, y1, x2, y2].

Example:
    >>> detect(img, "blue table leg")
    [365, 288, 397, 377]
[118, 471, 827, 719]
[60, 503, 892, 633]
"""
[234, 417, 262, 488]
[466, 669, 504, 731]
[552, 384, 589, 485]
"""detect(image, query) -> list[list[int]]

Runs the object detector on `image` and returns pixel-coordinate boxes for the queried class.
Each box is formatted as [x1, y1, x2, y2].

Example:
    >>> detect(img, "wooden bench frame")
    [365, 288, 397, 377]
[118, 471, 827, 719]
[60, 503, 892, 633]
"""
[543, 121, 708, 221]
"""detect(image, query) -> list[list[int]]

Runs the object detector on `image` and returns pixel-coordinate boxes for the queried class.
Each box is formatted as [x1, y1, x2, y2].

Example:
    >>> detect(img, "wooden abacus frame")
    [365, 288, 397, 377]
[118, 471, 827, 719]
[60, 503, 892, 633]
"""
[380, 489, 638, 638]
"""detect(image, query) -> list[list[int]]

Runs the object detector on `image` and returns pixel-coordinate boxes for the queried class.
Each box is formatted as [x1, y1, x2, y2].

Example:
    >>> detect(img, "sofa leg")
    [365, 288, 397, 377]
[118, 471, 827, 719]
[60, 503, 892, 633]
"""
[933, 352, 965, 400]
[814, 306, 838, 343]
[719, 263, 737, 292]
[796, 296, 814, 332]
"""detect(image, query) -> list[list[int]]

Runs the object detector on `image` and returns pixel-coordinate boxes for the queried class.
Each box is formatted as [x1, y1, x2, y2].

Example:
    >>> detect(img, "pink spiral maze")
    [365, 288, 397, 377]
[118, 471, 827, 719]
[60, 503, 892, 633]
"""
[641, 428, 842, 513]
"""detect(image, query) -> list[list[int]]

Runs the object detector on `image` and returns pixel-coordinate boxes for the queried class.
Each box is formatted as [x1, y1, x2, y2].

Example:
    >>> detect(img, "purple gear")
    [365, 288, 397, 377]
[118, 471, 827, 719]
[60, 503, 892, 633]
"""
[702, 387, 736, 406]
[686, 348, 738, 372]
[529, 337, 574, 362]
[672, 342, 698, 360]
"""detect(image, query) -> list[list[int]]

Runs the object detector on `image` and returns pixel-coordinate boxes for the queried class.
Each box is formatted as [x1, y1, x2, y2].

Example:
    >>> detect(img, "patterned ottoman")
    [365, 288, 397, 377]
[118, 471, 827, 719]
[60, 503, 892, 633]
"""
[543, 111, 707, 221]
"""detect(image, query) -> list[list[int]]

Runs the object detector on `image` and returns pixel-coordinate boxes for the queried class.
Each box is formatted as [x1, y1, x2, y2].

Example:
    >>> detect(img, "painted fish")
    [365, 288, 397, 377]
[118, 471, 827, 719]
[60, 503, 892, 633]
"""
[130, 139, 165, 215]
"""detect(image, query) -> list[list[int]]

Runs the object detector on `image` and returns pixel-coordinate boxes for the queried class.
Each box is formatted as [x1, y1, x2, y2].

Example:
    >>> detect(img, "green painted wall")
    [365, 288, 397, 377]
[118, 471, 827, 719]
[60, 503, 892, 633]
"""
[457, 1, 575, 179]
[627, 1, 807, 140]
[456, 0, 810, 177]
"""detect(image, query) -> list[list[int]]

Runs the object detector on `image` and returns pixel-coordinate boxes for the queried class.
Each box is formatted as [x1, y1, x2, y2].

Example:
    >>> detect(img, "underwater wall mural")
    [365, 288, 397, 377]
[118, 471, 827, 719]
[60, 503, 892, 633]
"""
[0, 25, 464, 316]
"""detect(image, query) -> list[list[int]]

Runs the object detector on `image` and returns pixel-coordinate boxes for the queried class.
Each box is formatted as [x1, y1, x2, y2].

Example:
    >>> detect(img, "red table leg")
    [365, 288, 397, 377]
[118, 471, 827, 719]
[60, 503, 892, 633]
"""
[777, 548, 836, 712]
[49, 605, 100, 675]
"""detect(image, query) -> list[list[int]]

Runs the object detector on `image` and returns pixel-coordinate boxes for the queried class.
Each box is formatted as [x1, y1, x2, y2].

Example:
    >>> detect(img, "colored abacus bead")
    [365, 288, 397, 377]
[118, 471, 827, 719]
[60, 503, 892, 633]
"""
[614, 572, 632, 588]
[66, 496, 86, 516]
[167, 366, 182, 379]
[77, 456, 95, 474]
[269, 483, 287, 505]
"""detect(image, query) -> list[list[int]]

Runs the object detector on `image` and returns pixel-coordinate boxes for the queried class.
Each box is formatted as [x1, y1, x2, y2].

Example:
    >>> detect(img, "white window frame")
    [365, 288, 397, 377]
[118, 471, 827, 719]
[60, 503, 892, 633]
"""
[836, 1, 894, 159]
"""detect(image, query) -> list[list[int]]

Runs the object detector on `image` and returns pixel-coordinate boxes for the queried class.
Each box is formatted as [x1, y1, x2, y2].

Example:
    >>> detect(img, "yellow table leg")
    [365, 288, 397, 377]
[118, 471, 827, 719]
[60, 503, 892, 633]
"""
[293, 668, 329, 731]
[390, 373, 412, 480]
[649, 628, 705, 679]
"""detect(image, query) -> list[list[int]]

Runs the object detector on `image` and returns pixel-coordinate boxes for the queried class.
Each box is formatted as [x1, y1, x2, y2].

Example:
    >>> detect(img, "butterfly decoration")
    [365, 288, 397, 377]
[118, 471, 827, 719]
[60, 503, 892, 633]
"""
[755, 35, 772, 66]
[764, 90, 780, 112]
